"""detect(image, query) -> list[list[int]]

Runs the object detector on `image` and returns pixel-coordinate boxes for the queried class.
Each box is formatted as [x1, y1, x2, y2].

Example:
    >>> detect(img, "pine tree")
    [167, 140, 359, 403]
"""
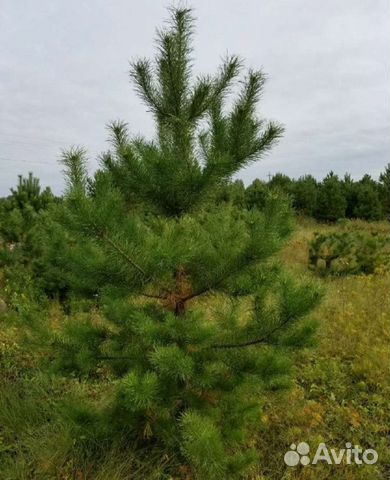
[316, 172, 347, 221]
[352, 175, 382, 221]
[229, 179, 247, 208]
[292, 174, 318, 216]
[378, 164, 390, 219]
[343, 173, 356, 218]
[268, 172, 293, 192]
[0, 173, 55, 312]
[41, 8, 322, 478]
[245, 178, 269, 210]
[0, 172, 53, 244]
[214, 180, 247, 208]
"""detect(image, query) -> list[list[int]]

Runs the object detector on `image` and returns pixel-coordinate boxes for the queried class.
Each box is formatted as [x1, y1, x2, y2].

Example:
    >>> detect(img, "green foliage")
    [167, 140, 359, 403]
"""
[291, 175, 318, 216]
[0, 174, 59, 307]
[268, 173, 293, 192]
[0, 172, 53, 244]
[309, 230, 389, 275]
[0, 5, 386, 479]
[238, 166, 389, 222]
[315, 172, 347, 221]
[352, 175, 383, 221]
[1, 210, 387, 479]
[343, 173, 383, 221]
[0, 173, 82, 307]
[378, 163, 390, 217]
[100, 8, 283, 217]
[180, 411, 237, 478]
[215, 179, 247, 208]
[16, 7, 322, 478]
[245, 179, 269, 210]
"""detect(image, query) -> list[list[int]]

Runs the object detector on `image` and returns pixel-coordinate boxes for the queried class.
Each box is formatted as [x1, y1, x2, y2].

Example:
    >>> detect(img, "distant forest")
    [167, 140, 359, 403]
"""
[219, 165, 390, 221]
[0, 165, 389, 235]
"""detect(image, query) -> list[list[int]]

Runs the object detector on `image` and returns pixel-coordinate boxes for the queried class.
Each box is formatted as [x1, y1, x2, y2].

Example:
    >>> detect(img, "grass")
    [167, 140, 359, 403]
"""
[0, 218, 389, 479]
[252, 218, 389, 479]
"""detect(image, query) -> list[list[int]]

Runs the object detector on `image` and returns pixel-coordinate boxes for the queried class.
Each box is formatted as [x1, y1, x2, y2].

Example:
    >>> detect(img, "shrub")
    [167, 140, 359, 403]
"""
[309, 230, 389, 276]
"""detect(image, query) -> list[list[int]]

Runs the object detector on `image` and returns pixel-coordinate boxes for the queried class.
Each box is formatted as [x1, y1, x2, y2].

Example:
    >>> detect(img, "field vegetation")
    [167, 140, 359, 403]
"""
[0, 218, 388, 479]
[0, 6, 388, 479]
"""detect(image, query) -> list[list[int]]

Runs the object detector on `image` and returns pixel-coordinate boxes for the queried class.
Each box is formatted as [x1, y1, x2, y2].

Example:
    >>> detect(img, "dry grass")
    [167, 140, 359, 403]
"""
[252, 219, 390, 479]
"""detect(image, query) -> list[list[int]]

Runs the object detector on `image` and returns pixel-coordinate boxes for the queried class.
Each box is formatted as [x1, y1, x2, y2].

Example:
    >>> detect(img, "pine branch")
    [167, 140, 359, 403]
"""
[141, 292, 165, 300]
[210, 317, 293, 349]
[96, 355, 133, 360]
[213, 55, 242, 98]
[158, 34, 181, 116]
[100, 231, 149, 279]
[107, 120, 129, 149]
[60, 147, 89, 193]
[182, 251, 260, 304]
[130, 59, 163, 117]
[187, 78, 212, 121]
[98, 229, 170, 298]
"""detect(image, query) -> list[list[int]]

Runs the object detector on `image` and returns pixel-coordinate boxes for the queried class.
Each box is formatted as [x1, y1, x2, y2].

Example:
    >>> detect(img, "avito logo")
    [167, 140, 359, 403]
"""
[284, 442, 378, 466]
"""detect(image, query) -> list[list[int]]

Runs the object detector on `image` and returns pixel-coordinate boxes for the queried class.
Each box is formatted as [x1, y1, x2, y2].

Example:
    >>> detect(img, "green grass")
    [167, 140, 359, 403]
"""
[0, 218, 389, 479]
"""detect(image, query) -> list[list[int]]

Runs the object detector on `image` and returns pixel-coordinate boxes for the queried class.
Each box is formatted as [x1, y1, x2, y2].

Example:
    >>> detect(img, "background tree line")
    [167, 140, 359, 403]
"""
[0, 164, 388, 270]
[218, 165, 390, 221]
[1, 164, 388, 238]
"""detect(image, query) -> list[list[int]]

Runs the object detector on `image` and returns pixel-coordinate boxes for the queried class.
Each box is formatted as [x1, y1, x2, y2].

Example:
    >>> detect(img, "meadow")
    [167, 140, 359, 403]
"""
[254, 218, 389, 480]
[0, 217, 388, 480]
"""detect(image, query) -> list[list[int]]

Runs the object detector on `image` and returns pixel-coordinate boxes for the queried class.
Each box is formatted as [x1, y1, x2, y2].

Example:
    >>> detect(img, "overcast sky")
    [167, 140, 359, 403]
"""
[1, 0, 389, 195]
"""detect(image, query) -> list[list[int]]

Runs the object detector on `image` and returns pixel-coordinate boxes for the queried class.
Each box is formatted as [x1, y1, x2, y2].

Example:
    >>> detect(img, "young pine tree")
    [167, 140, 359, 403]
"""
[213, 179, 247, 209]
[378, 164, 390, 218]
[352, 175, 383, 221]
[0, 172, 53, 244]
[268, 172, 293, 193]
[292, 174, 318, 217]
[316, 172, 347, 221]
[245, 178, 269, 210]
[45, 8, 322, 478]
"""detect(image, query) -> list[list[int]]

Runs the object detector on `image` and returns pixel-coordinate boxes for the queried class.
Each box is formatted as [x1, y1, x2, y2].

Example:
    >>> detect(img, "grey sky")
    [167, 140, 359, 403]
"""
[1, 0, 389, 195]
